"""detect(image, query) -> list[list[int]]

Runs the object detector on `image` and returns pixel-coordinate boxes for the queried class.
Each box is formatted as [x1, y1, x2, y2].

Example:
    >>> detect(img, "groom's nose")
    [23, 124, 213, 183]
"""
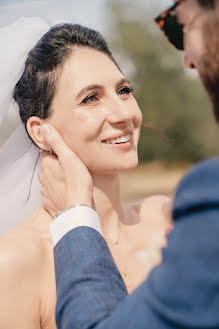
[183, 53, 196, 69]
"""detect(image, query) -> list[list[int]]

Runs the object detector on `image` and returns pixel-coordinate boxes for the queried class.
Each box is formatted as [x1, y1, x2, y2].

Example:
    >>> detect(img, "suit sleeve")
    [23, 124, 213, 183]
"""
[54, 158, 219, 329]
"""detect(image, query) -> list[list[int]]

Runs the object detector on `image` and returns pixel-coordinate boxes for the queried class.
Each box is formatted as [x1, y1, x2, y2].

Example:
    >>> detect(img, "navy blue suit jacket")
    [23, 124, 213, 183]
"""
[54, 158, 219, 329]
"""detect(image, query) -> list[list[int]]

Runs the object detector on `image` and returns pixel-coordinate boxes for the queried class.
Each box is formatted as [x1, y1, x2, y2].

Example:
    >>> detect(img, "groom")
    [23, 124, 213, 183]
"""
[39, 0, 219, 328]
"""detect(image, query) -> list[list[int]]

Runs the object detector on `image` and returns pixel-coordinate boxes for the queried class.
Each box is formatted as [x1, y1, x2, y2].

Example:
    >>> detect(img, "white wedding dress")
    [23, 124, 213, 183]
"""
[0, 18, 50, 235]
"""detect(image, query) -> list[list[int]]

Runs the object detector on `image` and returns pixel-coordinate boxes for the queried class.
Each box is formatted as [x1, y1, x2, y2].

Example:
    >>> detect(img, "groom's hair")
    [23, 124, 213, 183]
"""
[14, 24, 120, 143]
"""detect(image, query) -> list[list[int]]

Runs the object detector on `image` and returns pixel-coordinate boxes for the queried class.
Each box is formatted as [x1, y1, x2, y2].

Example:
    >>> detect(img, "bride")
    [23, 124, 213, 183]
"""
[0, 18, 172, 329]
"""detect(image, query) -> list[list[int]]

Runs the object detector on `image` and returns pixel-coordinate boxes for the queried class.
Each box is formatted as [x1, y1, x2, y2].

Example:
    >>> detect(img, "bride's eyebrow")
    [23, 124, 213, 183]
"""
[76, 84, 104, 100]
[75, 78, 131, 100]
[116, 78, 131, 88]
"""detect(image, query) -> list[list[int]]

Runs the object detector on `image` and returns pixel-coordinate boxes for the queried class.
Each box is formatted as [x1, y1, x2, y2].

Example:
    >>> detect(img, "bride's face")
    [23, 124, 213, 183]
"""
[45, 47, 142, 175]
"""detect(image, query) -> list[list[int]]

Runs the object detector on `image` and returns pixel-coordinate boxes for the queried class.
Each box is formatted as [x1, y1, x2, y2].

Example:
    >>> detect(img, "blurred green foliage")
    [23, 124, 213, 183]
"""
[106, 0, 219, 163]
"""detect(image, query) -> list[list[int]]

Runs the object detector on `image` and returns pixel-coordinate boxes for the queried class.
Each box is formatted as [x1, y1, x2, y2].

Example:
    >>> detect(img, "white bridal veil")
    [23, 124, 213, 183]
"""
[0, 17, 50, 235]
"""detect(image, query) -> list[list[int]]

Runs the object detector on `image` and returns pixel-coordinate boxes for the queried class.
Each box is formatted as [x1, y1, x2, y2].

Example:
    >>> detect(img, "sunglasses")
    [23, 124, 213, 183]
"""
[155, 0, 184, 50]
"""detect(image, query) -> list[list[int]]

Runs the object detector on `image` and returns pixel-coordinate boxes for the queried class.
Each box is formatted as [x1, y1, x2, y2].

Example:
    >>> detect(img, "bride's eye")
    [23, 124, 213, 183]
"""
[118, 86, 134, 95]
[82, 93, 99, 104]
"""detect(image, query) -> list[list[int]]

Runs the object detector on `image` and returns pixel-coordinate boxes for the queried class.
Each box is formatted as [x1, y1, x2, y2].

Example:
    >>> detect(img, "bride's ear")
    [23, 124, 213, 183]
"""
[26, 117, 51, 151]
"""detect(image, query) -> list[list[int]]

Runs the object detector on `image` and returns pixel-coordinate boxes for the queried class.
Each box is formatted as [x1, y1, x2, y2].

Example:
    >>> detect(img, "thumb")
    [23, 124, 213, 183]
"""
[40, 124, 73, 166]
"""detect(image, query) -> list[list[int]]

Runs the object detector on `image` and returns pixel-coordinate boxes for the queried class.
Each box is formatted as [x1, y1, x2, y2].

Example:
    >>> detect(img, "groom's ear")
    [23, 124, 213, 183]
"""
[26, 117, 51, 151]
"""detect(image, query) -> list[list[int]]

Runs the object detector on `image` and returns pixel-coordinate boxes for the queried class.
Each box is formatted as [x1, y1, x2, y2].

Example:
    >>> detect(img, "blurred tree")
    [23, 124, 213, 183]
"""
[106, 0, 219, 163]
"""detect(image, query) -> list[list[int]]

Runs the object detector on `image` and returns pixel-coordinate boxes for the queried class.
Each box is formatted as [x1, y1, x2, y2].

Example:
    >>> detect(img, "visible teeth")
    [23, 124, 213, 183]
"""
[104, 134, 131, 144]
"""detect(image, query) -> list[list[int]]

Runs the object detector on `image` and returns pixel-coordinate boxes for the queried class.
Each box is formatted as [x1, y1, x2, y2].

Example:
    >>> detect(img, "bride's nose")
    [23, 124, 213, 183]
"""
[105, 98, 133, 124]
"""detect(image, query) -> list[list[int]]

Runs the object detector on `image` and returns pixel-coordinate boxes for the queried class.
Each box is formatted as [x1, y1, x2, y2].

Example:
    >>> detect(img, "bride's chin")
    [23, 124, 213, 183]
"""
[91, 163, 139, 176]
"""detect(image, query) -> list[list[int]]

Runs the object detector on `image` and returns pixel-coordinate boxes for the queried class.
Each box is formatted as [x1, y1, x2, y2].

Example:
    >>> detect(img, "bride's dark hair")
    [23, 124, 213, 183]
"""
[14, 23, 120, 139]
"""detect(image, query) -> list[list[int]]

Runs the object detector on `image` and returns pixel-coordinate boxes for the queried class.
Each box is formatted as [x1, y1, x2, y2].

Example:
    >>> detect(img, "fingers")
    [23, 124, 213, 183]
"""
[40, 151, 59, 167]
[40, 124, 74, 167]
[41, 193, 57, 218]
[39, 152, 63, 188]
[40, 180, 58, 218]
[40, 150, 61, 171]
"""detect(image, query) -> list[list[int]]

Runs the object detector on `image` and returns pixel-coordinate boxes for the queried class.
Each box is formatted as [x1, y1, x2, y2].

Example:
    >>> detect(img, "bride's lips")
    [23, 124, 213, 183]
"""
[102, 136, 133, 150]
[101, 129, 133, 142]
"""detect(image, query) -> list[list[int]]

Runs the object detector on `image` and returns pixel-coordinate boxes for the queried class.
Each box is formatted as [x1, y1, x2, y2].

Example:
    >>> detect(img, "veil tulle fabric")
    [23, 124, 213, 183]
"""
[0, 17, 50, 235]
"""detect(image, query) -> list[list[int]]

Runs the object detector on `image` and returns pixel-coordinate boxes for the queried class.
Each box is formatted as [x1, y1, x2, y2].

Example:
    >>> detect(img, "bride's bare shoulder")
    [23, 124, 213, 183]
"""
[126, 195, 172, 225]
[0, 226, 47, 295]
[140, 194, 172, 216]
[0, 224, 46, 271]
[0, 226, 45, 327]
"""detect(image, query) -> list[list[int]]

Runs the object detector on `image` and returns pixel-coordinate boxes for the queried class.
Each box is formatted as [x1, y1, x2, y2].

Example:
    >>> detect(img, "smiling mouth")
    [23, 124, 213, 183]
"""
[102, 134, 132, 145]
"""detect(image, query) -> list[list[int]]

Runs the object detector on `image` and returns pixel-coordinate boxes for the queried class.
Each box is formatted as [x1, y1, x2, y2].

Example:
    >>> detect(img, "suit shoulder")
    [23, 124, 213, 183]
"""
[173, 157, 219, 218]
[180, 157, 219, 184]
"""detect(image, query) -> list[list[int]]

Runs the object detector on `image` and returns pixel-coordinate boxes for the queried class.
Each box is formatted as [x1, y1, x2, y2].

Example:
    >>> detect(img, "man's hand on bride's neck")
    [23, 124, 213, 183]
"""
[31, 207, 54, 225]
[40, 206, 54, 222]
[39, 124, 93, 219]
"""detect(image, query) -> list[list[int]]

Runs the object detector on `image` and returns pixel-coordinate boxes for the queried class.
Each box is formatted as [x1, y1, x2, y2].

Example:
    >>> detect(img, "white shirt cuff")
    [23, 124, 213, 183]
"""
[49, 206, 103, 247]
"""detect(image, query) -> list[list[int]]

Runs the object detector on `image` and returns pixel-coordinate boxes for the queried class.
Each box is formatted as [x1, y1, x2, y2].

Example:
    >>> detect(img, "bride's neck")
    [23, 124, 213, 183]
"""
[92, 174, 124, 238]
[35, 174, 124, 239]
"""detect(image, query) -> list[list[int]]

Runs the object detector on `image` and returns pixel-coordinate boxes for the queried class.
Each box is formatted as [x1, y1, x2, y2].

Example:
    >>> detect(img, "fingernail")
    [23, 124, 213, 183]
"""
[40, 124, 51, 136]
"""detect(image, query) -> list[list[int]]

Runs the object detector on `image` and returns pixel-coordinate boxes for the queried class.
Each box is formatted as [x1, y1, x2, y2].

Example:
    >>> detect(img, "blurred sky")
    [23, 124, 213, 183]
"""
[0, 0, 172, 33]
